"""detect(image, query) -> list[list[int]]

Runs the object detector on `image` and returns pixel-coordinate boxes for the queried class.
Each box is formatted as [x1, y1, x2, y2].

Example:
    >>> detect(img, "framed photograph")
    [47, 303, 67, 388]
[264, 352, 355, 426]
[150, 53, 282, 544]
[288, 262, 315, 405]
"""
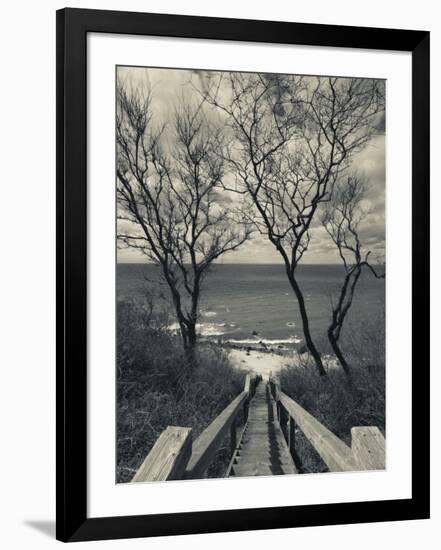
[56, 8, 430, 542]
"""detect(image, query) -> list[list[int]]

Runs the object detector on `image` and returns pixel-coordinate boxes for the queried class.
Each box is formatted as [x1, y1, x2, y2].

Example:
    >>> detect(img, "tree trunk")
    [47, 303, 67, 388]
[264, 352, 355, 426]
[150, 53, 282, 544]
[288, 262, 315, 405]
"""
[187, 322, 197, 350]
[183, 321, 197, 366]
[328, 329, 351, 377]
[326, 267, 361, 378]
[178, 321, 189, 351]
[289, 274, 327, 377]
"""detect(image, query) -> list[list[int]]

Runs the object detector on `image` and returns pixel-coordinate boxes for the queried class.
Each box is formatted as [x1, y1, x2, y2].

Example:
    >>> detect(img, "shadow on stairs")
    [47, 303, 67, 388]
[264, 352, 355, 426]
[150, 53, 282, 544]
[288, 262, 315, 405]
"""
[228, 381, 297, 477]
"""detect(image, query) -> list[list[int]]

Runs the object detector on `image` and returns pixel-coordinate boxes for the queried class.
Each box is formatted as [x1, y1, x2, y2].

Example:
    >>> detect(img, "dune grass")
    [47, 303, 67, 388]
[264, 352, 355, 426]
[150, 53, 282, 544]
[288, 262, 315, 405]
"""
[116, 299, 244, 483]
[117, 297, 385, 479]
[278, 314, 385, 474]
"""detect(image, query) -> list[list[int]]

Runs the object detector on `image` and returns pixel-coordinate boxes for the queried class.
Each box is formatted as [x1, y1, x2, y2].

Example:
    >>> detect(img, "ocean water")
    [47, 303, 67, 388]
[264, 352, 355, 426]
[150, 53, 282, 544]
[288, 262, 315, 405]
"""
[116, 263, 385, 345]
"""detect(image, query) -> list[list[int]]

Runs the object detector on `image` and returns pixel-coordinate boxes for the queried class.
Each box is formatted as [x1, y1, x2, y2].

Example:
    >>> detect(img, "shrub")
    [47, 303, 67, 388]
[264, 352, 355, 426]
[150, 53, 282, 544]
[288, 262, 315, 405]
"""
[116, 299, 244, 482]
[279, 311, 385, 474]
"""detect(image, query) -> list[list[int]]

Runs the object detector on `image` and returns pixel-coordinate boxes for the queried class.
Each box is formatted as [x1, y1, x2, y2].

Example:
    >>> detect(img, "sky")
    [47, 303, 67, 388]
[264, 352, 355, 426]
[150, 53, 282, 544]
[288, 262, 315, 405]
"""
[116, 66, 385, 265]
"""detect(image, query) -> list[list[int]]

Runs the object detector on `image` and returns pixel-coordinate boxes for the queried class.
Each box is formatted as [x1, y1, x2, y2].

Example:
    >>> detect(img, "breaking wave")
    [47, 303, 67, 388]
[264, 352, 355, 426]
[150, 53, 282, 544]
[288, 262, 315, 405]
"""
[167, 322, 229, 337]
[225, 336, 302, 346]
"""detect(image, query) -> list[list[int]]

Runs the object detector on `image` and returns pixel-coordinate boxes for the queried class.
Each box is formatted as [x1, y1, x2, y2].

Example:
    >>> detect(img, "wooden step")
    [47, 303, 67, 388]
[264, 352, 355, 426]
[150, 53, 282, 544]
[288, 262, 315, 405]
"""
[232, 461, 297, 476]
[235, 454, 295, 468]
[228, 381, 297, 478]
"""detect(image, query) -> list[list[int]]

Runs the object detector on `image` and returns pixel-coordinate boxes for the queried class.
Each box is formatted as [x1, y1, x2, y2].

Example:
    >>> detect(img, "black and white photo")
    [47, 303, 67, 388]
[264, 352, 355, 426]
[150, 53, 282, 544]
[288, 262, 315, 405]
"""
[55, 8, 430, 542]
[116, 66, 386, 483]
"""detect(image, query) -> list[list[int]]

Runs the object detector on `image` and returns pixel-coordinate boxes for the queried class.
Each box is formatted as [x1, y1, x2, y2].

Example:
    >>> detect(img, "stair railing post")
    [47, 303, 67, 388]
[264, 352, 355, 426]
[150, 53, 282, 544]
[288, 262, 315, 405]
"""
[273, 377, 281, 421]
[351, 426, 385, 470]
[288, 416, 296, 458]
[230, 417, 237, 457]
[132, 426, 192, 482]
[270, 379, 276, 401]
[243, 374, 252, 424]
[244, 374, 251, 394]
[278, 404, 286, 438]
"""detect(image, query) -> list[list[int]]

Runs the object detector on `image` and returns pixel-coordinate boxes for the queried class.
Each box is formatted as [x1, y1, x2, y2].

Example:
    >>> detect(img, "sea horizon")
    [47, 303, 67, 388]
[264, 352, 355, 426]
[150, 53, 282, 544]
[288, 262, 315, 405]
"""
[117, 263, 385, 347]
[116, 260, 386, 266]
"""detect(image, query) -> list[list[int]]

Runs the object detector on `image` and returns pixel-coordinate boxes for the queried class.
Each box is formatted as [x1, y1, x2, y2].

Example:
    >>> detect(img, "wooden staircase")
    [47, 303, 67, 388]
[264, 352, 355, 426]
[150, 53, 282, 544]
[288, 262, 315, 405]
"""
[228, 381, 297, 477]
[131, 374, 385, 482]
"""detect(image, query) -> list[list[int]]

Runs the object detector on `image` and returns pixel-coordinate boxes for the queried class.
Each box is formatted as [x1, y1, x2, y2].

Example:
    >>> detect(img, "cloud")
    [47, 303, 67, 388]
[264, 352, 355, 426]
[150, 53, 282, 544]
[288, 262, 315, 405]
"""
[116, 68, 386, 265]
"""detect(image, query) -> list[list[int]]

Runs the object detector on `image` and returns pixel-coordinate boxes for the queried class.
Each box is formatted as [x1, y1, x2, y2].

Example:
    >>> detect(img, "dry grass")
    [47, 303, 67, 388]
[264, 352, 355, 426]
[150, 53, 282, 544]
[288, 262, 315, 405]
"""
[116, 299, 244, 483]
[279, 314, 385, 474]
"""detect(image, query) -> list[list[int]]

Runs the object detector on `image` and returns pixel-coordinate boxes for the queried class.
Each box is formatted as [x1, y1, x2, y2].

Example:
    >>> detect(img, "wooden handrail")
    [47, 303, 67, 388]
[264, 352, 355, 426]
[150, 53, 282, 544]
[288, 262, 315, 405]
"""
[132, 373, 383, 481]
[185, 374, 258, 479]
[133, 374, 258, 482]
[278, 392, 358, 472]
[244, 374, 251, 394]
[270, 376, 385, 472]
[132, 426, 192, 482]
[185, 390, 249, 479]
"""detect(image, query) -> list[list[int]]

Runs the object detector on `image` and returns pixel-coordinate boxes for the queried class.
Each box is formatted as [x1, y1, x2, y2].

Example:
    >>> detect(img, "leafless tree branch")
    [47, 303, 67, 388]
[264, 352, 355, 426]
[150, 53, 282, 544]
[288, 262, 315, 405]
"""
[321, 174, 385, 376]
[198, 72, 384, 375]
[116, 80, 251, 357]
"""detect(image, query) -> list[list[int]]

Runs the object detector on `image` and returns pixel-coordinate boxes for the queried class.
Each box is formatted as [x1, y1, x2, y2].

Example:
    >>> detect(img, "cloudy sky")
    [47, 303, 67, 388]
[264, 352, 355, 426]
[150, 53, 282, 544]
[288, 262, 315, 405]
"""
[116, 66, 385, 265]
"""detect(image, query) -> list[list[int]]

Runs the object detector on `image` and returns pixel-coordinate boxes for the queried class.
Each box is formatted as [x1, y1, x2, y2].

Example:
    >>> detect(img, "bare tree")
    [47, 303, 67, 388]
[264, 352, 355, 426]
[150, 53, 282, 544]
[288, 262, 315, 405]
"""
[321, 174, 385, 376]
[200, 73, 384, 376]
[116, 82, 250, 359]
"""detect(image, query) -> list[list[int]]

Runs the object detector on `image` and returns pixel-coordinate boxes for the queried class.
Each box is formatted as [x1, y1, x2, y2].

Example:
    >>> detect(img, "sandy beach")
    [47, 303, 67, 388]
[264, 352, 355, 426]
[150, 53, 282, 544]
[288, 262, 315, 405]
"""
[227, 345, 340, 379]
[228, 348, 292, 379]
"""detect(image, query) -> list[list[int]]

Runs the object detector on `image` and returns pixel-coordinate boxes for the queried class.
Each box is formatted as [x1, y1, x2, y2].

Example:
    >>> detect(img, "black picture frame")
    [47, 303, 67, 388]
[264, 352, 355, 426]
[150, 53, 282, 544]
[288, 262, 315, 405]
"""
[56, 7, 430, 542]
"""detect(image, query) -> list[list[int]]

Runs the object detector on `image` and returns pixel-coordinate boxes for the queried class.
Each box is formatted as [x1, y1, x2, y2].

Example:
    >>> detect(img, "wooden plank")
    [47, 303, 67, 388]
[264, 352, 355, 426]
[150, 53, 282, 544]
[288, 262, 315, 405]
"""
[244, 374, 251, 394]
[279, 392, 358, 472]
[351, 427, 386, 470]
[233, 460, 297, 476]
[231, 381, 298, 478]
[237, 450, 295, 464]
[185, 391, 248, 479]
[132, 426, 192, 482]
[238, 439, 286, 450]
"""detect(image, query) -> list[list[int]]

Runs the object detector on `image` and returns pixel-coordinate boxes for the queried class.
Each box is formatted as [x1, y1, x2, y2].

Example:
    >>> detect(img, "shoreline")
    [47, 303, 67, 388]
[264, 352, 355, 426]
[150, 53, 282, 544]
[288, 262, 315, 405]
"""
[208, 336, 304, 355]
[226, 347, 291, 378]
[218, 340, 301, 379]
[207, 340, 339, 378]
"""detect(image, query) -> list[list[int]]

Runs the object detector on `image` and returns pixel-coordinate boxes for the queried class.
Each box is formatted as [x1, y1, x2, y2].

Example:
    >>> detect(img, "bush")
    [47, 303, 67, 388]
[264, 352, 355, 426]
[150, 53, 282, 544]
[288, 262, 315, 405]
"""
[338, 307, 385, 370]
[116, 299, 244, 482]
[279, 325, 385, 474]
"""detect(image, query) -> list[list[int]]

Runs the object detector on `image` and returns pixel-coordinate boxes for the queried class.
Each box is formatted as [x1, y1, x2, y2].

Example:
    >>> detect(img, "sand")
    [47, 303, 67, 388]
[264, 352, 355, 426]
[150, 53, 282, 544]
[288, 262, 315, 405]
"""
[227, 347, 340, 379]
[228, 348, 292, 379]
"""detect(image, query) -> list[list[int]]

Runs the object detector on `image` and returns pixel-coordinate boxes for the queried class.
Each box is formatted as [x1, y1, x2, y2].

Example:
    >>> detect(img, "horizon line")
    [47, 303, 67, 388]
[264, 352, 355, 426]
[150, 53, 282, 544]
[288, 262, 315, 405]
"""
[116, 261, 386, 266]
